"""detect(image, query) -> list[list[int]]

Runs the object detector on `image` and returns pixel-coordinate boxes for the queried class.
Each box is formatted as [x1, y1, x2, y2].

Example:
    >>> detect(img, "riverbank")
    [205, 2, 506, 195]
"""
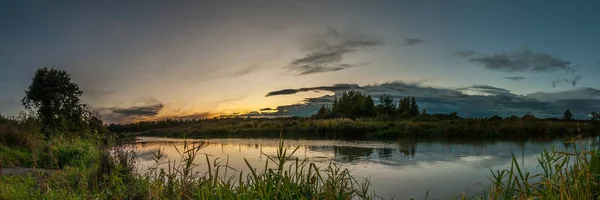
[122, 118, 598, 140]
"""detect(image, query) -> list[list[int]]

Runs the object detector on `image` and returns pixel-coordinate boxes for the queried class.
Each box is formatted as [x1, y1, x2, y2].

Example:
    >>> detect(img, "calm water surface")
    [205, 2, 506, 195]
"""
[127, 137, 595, 199]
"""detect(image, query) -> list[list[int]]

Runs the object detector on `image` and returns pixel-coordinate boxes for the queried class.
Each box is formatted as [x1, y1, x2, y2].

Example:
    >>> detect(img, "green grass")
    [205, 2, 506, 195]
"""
[0, 131, 375, 200]
[450, 135, 600, 200]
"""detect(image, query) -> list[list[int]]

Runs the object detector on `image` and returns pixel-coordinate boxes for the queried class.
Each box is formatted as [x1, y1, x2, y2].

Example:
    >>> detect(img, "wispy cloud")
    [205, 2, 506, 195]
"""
[504, 76, 528, 81]
[400, 38, 424, 46]
[266, 84, 360, 97]
[469, 49, 573, 73]
[288, 29, 382, 75]
[552, 75, 583, 88]
[453, 50, 476, 57]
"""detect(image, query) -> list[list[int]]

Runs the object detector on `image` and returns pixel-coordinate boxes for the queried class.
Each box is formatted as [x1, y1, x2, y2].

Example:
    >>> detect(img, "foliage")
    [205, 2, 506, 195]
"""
[376, 94, 396, 116]
[0, 134, 375, 200]
[563, 109, 573, 121]
[22, 67, 88, 137]
[478, 136, 600, 199]
[332, 90, 376, 118]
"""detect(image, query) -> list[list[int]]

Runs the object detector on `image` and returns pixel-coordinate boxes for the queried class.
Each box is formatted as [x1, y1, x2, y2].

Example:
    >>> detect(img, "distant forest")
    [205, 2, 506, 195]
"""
[108, 90, 599, 133]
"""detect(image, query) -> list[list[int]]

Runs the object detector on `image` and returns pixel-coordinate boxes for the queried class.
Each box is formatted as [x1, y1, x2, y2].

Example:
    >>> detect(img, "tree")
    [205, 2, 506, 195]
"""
[398, 97, 410, 117]
[22, 67, 87, 137]
[421, 108, 428, 116]
[312, 105, 333, 119]
[592, 112, 600, 121]
[331, 90, 376, 118]
[410, 97, 419, 116]
[563, 109, 573, 121]
[377, 94, 396, 116]
[489, 115, 503, 121]
[522, 114, 536, 121]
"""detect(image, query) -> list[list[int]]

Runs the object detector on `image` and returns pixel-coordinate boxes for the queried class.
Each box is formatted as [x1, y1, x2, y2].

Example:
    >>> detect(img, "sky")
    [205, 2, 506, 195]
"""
[1, 1, 600, 123]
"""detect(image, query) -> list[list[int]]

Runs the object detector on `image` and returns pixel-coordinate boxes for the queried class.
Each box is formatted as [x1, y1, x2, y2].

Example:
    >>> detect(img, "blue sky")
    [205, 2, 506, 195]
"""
[1, 1, 599, 123]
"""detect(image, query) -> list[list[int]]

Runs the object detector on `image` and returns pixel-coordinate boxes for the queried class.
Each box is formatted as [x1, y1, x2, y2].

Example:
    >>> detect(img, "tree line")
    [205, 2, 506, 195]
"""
[312, 91, 427, 119]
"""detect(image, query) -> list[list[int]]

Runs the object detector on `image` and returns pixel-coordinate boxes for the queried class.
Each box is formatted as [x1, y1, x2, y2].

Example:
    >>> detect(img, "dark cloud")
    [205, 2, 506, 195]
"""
[266, 84, 360, 97]
[453, 50, 476, 57]
[175, 112, 213, 120]
[111, 104, 164, 116]
[571, 75, 582, 86]
[288, 29, 382, 75]
[400, 38, 424, 46]
[552, 75, 583, 88]
[259, 108, 273, 111]
[504, 76, 528, 81]
[469, 49, 572, 73]
[266, 82, 600, 119]
[99, 98, 165, 123]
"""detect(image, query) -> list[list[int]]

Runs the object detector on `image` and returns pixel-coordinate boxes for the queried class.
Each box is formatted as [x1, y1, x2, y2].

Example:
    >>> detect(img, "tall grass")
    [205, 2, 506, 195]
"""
[141, 134, 374, 199]
[0, 133, 375, 199]
[457, 135, 600, 200]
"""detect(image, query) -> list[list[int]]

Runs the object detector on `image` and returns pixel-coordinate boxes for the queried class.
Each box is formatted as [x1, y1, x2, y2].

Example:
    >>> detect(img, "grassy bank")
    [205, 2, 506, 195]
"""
[126, 118, 597, 140]
[3, 114, 600, 199]
[470, 136, 600, 199]
[1, 116, 375, 199]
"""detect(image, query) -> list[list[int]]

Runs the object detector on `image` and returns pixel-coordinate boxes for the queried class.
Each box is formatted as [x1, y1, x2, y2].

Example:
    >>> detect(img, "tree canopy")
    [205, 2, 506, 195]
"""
[22, 67, 90, 136]
[563, 109, 573, 121]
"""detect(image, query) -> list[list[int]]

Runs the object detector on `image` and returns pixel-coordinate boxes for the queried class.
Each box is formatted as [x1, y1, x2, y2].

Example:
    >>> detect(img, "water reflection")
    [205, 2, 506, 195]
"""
[128, 137, 596, 199]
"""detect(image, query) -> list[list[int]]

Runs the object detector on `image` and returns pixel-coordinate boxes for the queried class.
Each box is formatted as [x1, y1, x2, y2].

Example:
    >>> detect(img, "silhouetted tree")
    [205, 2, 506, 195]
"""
[522, 114, 536, 121]
[312, 105, 333, 119]
[22, 67, 87, 137]
[398, 97, 411, 117]
[563, 109, 573, 121]
[377, 94, 396, 116]
[421, 108, 428, 116]
[489, 115, 503, 121]
[592, 112, 600, 121]
[332, 91, 376, 118]
[410, 97, 419, 116]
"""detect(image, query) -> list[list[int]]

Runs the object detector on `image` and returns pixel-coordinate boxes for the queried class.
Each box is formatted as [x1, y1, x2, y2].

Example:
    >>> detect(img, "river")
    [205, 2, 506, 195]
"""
[126, 136, 595, 199]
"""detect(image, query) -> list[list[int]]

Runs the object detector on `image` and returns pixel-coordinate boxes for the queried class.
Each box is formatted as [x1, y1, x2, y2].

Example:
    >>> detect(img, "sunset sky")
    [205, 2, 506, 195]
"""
[1, 1, 600, 123]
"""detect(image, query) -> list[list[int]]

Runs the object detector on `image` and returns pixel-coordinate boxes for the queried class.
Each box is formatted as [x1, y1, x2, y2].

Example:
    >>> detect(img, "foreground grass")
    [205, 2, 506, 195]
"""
[453, 136, 600, 200]
[0, 134, 375, 200]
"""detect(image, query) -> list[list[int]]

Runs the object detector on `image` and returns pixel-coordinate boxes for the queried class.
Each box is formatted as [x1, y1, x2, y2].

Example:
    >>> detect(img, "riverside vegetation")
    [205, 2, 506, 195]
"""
[109, 93, 600, 140]
[1, 67, 600, 199]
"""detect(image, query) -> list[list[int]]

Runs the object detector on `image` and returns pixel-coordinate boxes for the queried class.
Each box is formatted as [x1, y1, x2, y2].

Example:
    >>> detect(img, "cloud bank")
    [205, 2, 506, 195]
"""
[265, 82, 600, 119]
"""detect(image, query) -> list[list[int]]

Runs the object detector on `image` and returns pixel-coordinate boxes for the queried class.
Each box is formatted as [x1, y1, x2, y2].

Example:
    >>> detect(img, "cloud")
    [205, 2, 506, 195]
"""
[98, 98, 165, 123]
[469, 49, 572, 73]
[174, 112, 213, 120]
[288, 29, 382, 75]
[259, 108, 273, 111]
[458, 85, 511, 96]
[111, 104, 163, 116]
[265, 82, 600, 119]
[266, 83, 360, 97]
[504, 76, 527, 81]
[552, 75, 583, 88]
[401, 38, 424, 46]
[453, 50, 476, 57]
